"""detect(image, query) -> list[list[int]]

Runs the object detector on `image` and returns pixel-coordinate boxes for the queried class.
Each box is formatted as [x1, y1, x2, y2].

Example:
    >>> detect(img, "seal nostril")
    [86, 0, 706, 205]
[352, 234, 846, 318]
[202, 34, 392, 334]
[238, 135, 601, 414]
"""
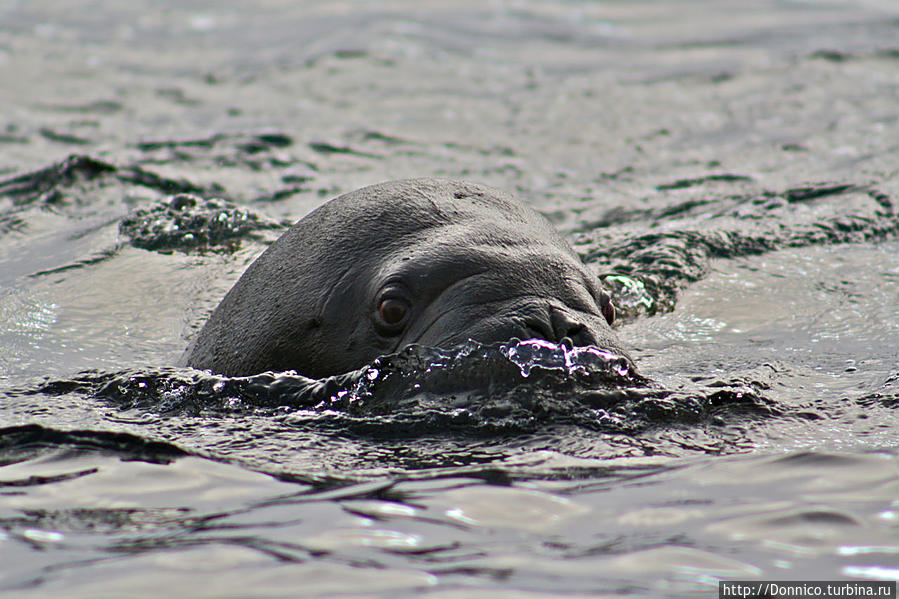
[562, 323, 592, 346]
[565, 323, 586, 339]
[524, 319, 554, 342]
[549, 309, 594, 346]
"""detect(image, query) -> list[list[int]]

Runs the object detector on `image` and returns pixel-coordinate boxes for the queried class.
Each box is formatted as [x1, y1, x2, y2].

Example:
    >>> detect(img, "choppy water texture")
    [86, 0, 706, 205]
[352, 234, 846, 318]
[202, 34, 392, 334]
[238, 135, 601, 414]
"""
[2, 1, 899, 596]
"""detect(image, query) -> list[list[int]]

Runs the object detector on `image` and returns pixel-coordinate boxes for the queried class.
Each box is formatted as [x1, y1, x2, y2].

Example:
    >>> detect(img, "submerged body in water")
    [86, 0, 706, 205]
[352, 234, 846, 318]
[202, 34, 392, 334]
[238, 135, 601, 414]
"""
[184, 178, 631, 377]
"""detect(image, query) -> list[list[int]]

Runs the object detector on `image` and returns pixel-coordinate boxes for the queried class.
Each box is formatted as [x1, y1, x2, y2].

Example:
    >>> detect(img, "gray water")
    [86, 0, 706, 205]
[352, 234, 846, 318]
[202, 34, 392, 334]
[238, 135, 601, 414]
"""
[1, 1, 899, 597]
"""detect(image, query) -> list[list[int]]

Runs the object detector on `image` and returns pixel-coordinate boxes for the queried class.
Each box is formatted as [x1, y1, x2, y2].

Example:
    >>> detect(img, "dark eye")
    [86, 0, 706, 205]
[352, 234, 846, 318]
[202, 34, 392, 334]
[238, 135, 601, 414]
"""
[376, 296, 411, 334]
[379, 298, 408, 325]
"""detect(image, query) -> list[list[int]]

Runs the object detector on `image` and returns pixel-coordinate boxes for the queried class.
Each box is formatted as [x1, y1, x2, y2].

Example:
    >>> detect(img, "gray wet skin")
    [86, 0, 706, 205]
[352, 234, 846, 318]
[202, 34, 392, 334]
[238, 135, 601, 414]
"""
[185, 178, 633, 377]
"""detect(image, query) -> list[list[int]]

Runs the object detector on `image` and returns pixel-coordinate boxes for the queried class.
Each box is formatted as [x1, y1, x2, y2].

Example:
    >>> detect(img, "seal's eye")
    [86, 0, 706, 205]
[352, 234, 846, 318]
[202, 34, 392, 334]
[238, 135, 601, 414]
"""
[376, 296, 410, 334]
[379, 298, 408, 325]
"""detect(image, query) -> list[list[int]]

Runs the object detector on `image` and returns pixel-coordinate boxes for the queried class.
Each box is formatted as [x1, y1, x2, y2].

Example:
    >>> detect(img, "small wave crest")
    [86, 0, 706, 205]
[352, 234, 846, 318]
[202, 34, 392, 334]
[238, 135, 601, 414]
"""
[16, 340, 777, 438]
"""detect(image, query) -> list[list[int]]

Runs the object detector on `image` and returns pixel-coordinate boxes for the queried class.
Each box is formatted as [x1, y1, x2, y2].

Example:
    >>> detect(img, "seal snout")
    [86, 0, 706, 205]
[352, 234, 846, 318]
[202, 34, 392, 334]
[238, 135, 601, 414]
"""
[550, 308, 591, 346]
[525, 305, 605, 348]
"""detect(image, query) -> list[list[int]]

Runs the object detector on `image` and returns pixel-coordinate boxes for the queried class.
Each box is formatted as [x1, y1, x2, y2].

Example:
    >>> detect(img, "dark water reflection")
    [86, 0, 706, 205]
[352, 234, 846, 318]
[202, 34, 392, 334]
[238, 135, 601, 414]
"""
[2, 0, 899, 596]
[4, 435, 899, 597]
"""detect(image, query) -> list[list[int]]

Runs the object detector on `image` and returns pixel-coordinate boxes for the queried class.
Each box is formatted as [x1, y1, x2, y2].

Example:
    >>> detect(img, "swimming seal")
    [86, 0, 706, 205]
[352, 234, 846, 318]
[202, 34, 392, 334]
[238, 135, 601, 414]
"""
[184, 178, 633, 377]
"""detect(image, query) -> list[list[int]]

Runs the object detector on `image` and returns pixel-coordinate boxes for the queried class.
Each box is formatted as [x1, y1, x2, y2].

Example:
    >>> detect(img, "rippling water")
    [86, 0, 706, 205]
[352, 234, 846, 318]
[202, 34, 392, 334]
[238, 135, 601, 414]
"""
[2, 1, 898, 597]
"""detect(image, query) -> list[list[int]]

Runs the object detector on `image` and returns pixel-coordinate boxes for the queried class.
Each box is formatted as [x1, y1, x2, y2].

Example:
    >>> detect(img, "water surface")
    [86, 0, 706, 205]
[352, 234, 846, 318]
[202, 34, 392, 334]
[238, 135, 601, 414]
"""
[1, 1, 898, 596]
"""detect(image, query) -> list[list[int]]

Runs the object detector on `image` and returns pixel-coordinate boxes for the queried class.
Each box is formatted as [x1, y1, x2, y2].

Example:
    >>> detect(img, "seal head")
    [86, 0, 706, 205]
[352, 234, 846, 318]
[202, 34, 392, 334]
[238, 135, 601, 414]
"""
[185, 178, 632, 377]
